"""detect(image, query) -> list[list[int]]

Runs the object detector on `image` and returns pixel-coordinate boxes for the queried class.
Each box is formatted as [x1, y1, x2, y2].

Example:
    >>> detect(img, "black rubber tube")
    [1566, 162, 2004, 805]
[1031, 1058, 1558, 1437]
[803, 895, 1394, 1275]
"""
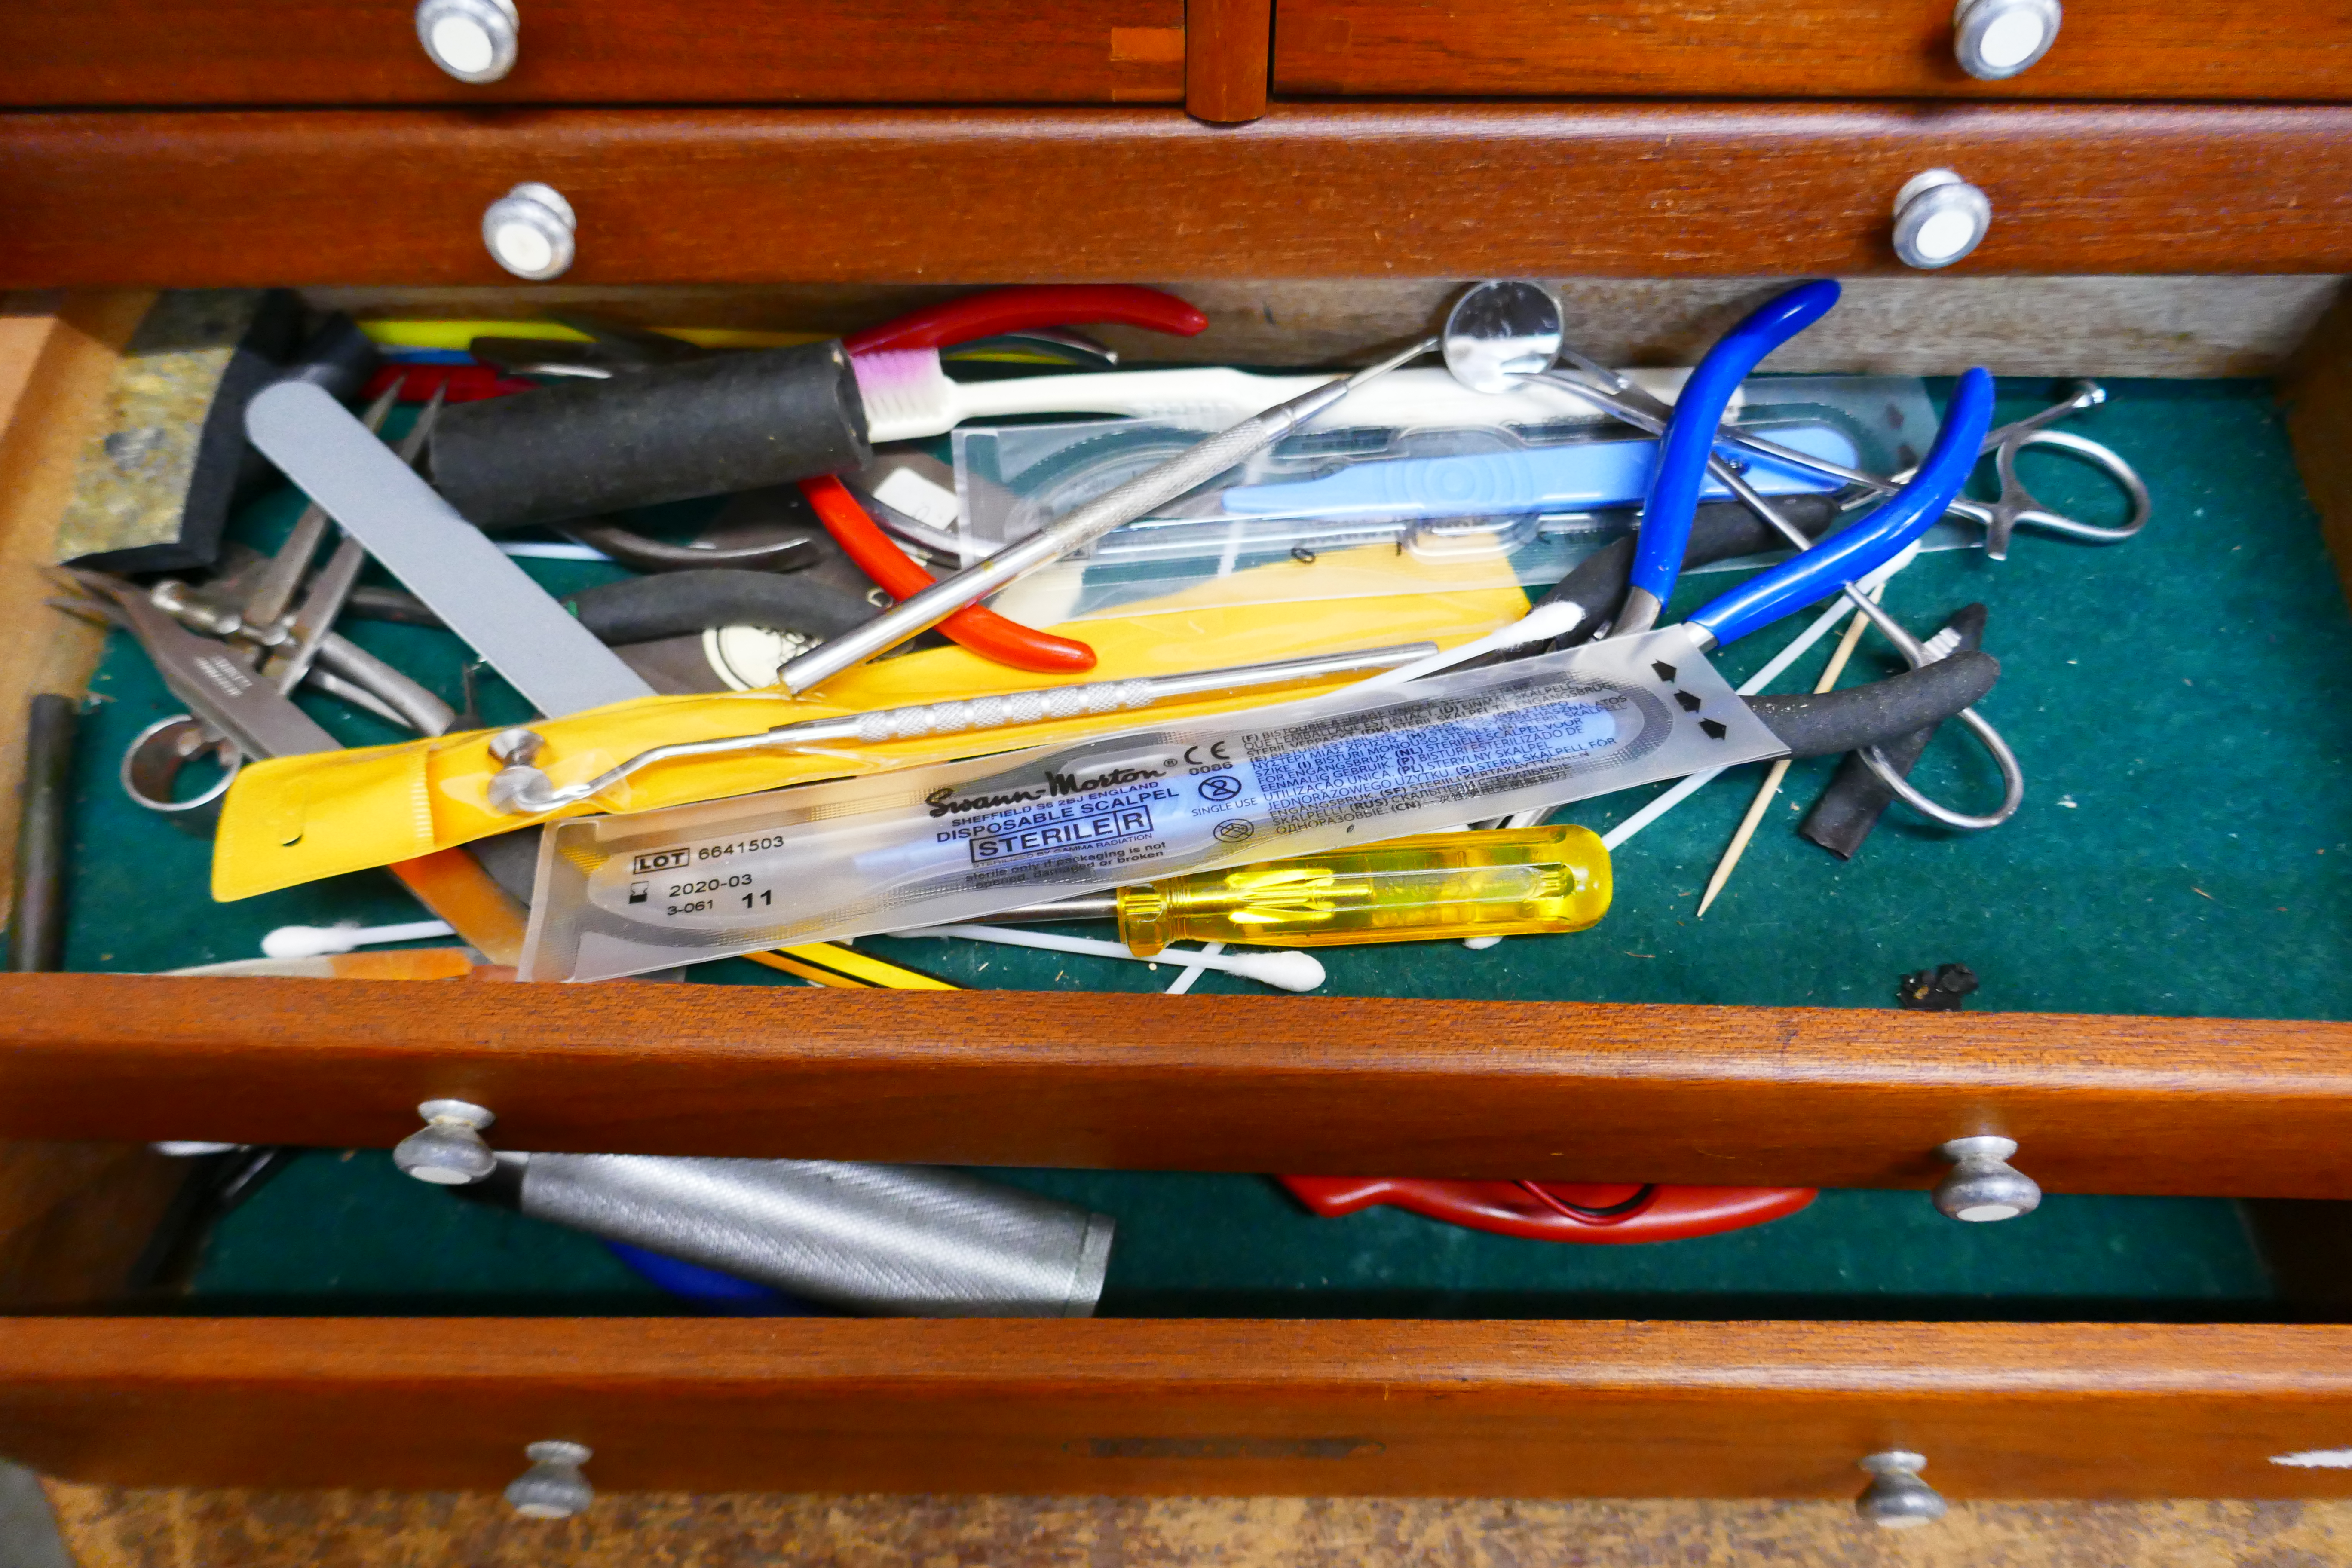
[428, 340, 872, 529]
[343, 572, 882, 646]
[1801, 604, 1990, 858]
[1746, 651, 2000, 758]
[565, 569, 880, 645]
[9, 694, 75, 973]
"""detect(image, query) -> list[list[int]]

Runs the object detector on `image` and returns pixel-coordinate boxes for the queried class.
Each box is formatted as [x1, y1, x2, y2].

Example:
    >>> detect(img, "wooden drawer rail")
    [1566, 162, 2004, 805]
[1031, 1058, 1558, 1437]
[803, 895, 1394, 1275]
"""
[5, 105, 2352, 286]
[1, 976, 2349, 1197]
[4, 1319, 2352, 1498]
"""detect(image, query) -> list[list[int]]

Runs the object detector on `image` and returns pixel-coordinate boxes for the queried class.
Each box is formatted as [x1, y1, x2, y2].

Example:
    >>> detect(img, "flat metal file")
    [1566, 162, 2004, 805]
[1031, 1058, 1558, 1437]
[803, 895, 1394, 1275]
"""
[244, 381, 655, 717]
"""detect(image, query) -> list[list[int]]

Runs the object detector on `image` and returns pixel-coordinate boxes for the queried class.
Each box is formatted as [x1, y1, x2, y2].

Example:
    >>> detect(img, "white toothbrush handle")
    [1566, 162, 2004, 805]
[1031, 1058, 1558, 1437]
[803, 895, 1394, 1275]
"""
[951, 367, 1724, 433]
[951, 367, 1329, 425]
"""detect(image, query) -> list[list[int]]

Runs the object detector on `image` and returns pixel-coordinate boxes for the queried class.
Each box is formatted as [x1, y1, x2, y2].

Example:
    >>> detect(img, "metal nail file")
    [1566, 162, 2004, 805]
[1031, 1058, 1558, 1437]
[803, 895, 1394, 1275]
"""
[245, 381, 655, 717]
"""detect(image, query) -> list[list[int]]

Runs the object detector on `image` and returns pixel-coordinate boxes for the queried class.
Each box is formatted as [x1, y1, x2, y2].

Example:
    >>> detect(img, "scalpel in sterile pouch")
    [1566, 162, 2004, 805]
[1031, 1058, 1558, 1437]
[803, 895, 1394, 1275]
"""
[521, 631, 1786, 982]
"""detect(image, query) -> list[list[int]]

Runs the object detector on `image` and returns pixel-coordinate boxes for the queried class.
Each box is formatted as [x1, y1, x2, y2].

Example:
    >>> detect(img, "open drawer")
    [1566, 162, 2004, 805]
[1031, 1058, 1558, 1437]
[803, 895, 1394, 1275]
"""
[3, 266, 2352, 1507]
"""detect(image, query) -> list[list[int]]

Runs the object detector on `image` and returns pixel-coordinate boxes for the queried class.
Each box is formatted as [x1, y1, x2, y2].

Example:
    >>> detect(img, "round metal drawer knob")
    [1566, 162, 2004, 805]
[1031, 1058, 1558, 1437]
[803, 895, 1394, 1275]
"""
[483, 182, 577, 281]
[1934, 1134, 2042, 1222]
[1892, 169, 1993, 270]
[505, 1440, 594, 1519]
[1953, 0, 2060, 80]
[393, 1098, 498, 1185]
[416, 0, 520, 83]
[1857, 1450, 1947, 1528]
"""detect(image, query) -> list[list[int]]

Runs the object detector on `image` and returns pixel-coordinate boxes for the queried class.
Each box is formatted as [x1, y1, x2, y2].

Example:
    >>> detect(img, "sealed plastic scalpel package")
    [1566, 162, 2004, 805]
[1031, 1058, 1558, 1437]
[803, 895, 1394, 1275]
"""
[952, 375, 1941, 624]
[521, 630, 1785, 982]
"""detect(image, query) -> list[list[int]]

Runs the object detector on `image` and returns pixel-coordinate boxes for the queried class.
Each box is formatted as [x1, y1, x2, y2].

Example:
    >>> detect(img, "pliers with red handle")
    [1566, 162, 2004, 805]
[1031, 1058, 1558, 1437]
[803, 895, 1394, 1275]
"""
[1279, 1176, 1816, 1244]
[810, 285, 1212, 675]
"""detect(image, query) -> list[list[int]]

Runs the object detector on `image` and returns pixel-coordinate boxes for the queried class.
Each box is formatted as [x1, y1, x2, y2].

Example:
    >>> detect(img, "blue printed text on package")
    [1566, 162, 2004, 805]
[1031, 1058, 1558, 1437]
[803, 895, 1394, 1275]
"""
[965, 802, 1160, 863]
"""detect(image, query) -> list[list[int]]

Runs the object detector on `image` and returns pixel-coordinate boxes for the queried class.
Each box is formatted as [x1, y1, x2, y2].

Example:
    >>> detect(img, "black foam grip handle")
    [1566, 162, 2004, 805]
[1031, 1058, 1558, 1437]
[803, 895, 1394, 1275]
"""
[428, 340, 873, 530]
[1800, 605, 1990, 858]
[1533, 494, 1842, 645]
[1746, 651, 1999, 759]
[564, 569, 879, 645]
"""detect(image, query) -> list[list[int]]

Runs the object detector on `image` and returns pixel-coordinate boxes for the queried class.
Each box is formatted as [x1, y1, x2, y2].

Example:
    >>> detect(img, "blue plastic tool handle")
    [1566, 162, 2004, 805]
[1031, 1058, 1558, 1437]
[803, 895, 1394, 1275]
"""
[603, 1241, 822, 1316]
[1684, 367, 1997, 649]
[1629, 279, 1842, 608]
[1216, 426, 1856, 521]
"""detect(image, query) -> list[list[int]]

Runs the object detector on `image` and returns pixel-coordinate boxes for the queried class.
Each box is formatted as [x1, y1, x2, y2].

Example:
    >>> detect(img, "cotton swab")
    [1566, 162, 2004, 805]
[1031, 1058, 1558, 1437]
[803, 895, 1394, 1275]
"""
[260, 919, 456, 960]
[1694, 585, 1880, 919]
[899, 925, 1327, 992]
[1163, 940, 1223, 995]
[1351, 600, 1590, 690]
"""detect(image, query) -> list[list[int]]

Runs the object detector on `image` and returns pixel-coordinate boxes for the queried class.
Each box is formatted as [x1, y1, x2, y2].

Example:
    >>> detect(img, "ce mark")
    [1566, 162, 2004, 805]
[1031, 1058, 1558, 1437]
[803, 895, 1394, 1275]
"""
[1182, 742, 1233, 765]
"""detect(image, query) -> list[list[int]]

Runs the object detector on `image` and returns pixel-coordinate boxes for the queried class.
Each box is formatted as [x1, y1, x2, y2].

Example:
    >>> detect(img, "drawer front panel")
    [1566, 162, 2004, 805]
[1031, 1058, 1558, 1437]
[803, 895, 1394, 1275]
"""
[1274, 0, 2352, 100]
[5, 1319, 2352, 1497]
[5, 106, 2352, 286]
[0, 0, 1184, 107]
[3, 977, 2350, 1198]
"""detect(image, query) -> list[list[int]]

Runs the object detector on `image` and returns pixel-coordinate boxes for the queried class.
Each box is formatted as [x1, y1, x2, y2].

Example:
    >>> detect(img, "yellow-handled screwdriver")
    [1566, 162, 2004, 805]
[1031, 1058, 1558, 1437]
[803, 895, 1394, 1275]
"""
[974, 827, 1611, 956]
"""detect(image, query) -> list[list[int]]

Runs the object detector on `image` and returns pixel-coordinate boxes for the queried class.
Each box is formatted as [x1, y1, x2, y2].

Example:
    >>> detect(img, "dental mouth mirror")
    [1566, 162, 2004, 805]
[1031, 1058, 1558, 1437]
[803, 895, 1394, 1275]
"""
[1442, 280, 1566, 394]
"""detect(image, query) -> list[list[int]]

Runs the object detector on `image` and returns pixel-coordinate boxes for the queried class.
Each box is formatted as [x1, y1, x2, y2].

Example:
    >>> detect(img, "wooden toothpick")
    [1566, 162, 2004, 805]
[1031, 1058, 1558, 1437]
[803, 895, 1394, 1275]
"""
[1696, 587, 1881, 919]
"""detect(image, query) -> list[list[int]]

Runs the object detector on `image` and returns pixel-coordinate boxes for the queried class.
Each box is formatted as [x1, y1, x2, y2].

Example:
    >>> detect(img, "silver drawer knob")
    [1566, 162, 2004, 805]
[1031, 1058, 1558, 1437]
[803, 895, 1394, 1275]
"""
[505, 1440, 593, 1519]
[1953, 0, 2060, 79]
[416, 0, 519, 83]
[1934, 1134, 2041, 1222]
[1856, 1450, 1946, 1528]
[392, 1098, 498, 1185]
[482, 182, 576, 281]
[1892, 169, 1992, 270]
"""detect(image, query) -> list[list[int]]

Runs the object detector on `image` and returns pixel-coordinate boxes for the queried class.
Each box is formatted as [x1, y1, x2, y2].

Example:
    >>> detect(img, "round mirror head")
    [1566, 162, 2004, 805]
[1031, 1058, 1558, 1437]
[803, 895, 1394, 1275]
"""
[1442, 281, 1565, 394]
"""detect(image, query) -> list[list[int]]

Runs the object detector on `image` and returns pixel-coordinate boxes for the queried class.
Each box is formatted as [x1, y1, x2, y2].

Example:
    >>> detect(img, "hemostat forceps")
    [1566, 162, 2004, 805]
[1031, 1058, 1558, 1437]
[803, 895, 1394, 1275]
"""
[1538, 361, 2147, 564]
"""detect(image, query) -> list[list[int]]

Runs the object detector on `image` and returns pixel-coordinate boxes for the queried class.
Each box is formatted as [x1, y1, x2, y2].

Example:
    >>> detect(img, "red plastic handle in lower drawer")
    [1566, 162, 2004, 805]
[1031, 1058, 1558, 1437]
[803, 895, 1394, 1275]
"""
[1278, 1176, 1816, 1244]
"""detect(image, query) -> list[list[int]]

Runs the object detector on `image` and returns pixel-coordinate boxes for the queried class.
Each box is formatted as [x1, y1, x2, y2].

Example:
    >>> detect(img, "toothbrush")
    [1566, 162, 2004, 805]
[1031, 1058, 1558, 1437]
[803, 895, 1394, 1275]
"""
[850, 355, 1724, 444]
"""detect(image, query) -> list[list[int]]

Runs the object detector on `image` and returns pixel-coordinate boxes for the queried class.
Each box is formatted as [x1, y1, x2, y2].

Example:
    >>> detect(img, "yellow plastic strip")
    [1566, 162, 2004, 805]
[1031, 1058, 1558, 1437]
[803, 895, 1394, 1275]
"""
[744, 950, 869, 988]
[358, 321, 826, 352]
[780, 942, 959, 990]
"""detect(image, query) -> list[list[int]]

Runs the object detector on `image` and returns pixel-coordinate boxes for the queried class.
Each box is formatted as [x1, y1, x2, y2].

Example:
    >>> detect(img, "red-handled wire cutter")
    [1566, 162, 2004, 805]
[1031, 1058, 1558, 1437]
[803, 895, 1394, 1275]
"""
[810, 286, 1211, 674]
[1279, 1176, 1816, 1244]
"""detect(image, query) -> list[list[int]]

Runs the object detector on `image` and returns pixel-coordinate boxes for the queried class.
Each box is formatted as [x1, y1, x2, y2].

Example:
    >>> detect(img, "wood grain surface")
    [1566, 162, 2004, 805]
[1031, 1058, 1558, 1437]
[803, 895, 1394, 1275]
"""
[2, 976, 2351, 1195]
[1274, 0, 2352, 100]
[5, 1318, 2352, 1496]
[40, 1488, 2352, 1568]
[0, 0, 1182, 107]
[7, 105, 2352, 287]
[1186, 0, 1274, 121]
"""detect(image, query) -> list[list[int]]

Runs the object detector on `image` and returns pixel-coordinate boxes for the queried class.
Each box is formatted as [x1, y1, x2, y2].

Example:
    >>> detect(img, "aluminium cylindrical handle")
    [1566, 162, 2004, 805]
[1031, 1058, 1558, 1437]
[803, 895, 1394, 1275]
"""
[510, 1153, 1115, 1317]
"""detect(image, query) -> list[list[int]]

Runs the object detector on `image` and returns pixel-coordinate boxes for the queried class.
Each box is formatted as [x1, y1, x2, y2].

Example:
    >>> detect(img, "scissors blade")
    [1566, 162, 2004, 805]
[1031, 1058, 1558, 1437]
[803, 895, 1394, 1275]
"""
[65, 573, 339, 760]
[237, 383, 402, 643]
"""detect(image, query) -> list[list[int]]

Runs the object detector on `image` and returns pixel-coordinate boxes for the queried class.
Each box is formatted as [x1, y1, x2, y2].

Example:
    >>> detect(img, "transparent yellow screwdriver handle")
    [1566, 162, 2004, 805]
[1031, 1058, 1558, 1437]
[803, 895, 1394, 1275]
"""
[1114, 826, 1611, 955]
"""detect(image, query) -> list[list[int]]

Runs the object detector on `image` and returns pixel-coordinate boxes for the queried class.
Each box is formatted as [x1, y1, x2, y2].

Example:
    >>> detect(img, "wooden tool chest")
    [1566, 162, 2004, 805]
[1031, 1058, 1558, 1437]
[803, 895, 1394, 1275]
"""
[6, 0, 2352, 1518]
